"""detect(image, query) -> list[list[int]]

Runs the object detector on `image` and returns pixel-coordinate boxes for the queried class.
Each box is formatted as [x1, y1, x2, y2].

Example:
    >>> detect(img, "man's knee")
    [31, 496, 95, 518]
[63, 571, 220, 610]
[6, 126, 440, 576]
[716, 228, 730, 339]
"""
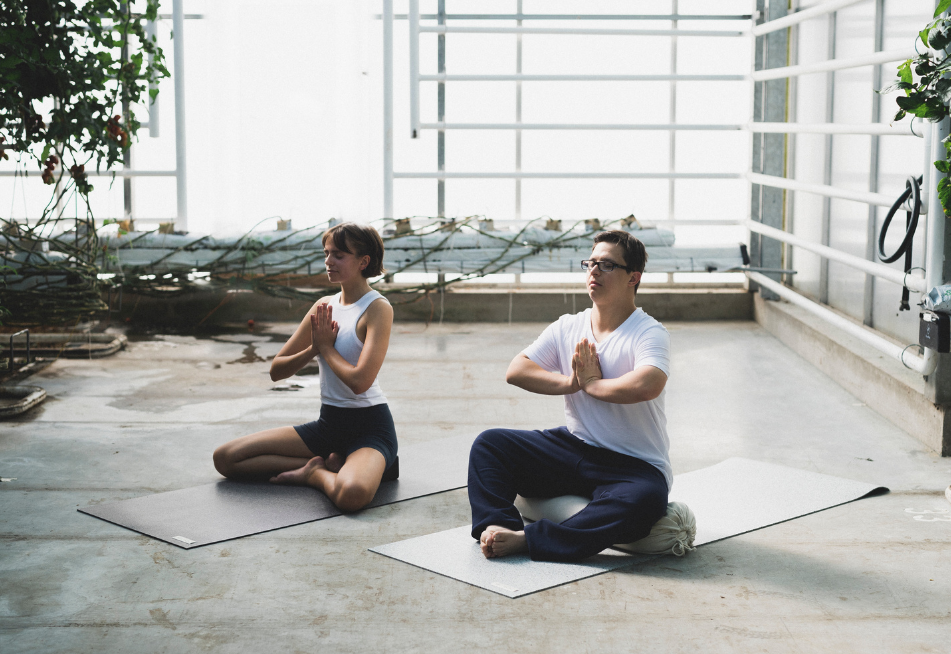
[601, 484, 667, 519]
[471, 428, 513, 456]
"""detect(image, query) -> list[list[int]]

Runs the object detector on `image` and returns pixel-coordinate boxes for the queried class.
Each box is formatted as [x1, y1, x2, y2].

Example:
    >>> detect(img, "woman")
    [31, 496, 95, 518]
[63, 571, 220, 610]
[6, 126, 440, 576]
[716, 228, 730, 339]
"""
[213, 222, 397, 512]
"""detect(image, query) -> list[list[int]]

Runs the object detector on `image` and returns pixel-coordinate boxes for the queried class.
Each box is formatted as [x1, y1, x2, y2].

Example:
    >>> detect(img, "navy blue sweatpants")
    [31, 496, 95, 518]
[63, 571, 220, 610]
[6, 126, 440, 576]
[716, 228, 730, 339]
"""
[468, 426, 669, 562]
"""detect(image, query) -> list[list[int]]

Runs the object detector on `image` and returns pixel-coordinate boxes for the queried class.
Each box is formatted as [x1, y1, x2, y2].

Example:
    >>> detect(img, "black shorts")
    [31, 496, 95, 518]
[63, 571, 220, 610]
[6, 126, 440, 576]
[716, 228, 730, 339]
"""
[294, 403, 398, 470]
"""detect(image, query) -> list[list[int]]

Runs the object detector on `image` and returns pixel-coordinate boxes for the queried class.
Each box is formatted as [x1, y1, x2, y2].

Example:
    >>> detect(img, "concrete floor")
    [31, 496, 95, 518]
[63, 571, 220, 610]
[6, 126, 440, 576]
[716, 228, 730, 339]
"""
[1, 320, 950, 653]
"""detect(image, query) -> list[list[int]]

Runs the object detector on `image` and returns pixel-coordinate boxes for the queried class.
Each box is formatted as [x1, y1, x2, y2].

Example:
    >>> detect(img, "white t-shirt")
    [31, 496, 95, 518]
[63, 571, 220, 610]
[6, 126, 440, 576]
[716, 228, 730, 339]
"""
[522, 308, 672, 490]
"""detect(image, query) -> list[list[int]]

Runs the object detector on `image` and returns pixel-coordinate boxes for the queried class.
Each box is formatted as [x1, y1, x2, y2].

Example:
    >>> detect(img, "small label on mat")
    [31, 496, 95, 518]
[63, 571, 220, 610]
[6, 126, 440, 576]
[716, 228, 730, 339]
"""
[172, 536, 196, 544]
[491, 582, 519, 593]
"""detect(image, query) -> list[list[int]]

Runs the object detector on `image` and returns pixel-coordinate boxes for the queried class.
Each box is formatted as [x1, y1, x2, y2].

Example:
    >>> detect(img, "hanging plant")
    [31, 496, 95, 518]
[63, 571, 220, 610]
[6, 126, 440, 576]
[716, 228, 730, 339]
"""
[0, 0, 168, 325]
[883, 0, 951, 215]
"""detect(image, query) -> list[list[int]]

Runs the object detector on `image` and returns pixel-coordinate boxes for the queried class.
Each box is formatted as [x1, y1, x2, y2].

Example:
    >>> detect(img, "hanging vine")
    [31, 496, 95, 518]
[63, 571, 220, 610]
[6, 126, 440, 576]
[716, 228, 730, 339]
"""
[883, 0, 951, 215]
[0, 0, 168, 325]
[0, 2, 655, 326]
[95, 214, 640, 311]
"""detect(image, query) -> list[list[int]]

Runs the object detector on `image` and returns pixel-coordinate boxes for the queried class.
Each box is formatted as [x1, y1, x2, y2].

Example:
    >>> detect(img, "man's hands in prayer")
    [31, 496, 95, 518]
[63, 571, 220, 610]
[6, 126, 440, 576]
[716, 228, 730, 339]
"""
[571, 338, 602, 392]
[310, 303, 339, 354]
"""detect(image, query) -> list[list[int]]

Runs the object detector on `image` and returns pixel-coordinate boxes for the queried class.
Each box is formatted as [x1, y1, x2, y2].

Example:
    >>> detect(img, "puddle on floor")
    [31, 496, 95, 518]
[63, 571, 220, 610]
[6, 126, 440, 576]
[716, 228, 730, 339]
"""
[227, 344, 266, 365]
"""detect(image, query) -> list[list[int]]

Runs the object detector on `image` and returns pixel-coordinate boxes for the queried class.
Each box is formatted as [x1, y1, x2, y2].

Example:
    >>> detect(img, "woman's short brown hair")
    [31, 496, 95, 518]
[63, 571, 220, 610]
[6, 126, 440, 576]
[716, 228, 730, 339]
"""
[322, 222, 387, 278]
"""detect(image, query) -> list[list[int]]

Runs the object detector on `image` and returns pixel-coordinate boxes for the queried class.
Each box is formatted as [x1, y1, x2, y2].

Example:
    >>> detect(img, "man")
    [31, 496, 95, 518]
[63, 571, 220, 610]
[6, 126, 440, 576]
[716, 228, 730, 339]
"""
[468, 230, 671, 562]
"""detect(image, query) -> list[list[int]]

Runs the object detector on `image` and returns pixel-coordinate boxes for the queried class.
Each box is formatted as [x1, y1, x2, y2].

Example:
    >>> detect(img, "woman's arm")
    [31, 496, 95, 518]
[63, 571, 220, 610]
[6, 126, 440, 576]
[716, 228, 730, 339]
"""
[313, 299, 394, 395]
[505, 353, 581, 395]
[269, 298, 332, 382]
[572, 339, 667, 404]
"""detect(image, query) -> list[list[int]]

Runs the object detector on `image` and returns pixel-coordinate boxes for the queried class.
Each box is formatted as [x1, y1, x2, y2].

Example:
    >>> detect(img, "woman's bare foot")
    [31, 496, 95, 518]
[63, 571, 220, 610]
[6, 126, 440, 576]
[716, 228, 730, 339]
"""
[480, 525, 528, 559]
[270, 456, 326, 485]
[325, 452, 345, 473]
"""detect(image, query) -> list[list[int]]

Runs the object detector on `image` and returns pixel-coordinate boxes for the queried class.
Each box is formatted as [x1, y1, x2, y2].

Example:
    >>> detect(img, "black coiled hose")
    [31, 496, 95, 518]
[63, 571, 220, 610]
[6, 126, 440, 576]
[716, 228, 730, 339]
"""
[879, 175, 923, 311]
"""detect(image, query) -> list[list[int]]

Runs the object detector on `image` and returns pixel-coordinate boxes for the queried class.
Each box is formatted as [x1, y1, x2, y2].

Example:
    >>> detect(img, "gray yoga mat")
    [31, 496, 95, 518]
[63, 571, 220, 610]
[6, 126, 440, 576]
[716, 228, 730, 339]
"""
[369, 457, 888, 598]
[79, 434, 473, 548]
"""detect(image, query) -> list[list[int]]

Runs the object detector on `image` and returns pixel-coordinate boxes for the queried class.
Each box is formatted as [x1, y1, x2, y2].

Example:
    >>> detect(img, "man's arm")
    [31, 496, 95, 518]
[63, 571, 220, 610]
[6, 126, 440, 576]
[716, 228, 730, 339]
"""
[572, 338, 667, 404]
[581, 365, 667, 404]
[506, 353, 580, 396]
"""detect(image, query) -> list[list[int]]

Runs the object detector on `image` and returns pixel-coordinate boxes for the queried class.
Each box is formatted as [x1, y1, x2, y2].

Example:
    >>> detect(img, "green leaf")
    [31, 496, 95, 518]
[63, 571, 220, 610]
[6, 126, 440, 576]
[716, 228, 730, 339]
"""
[879, 80, 913, 94]
[894, 108, 908, 122]
[931, 19, 951, 50]
[916, 97, 948, 119]
[896, 93, 927, 111]
[938, 177, 951, 216]
[921, 27, 932, 47]
[936, 0, 951, 18]
[898, 59, 914, 85]
[916, 59, 937, 75]
[935, 160, 950, 173]
[935, 56, 951, 72]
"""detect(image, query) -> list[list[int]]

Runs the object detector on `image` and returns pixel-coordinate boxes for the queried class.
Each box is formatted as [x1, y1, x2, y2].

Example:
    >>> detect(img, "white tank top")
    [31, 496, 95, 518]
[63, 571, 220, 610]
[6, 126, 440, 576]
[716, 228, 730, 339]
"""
[317, 290, 389, 408]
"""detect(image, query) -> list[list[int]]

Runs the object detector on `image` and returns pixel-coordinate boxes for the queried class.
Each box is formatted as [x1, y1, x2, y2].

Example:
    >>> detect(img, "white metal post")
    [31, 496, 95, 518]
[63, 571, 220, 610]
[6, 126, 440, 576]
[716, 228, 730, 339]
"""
[146, 18, 159, 138]
[667, 0, 679, 285]
[750, 0, 866, 36]
[515, 0, 522, 222]
[748, 271, 931, 373]
[923, 118, 949, 376]
[409, 0, 419, 138]
[172, 0, 187, 230]
[383, 0, 394, 218]
[749, 48, 915, 81]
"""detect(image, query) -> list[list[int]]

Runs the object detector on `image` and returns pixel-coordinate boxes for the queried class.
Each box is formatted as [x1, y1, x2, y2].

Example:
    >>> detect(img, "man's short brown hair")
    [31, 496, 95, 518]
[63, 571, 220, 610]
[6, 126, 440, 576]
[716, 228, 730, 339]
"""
[592, 230, 648, 291]
[322, 222, 387, 278]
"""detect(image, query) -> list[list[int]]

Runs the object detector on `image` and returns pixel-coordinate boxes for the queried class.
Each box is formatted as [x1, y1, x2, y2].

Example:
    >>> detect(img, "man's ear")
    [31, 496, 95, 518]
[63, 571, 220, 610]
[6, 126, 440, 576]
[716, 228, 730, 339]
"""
[628, 271, 642, 288]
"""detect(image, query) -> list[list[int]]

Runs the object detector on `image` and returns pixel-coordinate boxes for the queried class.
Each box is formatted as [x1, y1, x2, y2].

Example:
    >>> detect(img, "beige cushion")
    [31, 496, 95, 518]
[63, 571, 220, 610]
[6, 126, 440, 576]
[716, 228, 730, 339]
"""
[514, 495, 697, 557]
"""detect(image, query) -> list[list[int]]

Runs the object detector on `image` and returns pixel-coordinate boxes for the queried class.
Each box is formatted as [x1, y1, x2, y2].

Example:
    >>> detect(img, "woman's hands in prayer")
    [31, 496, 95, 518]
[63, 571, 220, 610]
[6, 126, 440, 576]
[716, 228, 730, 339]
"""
[571, 338, 602, 392]
[310, 303, 339, 355]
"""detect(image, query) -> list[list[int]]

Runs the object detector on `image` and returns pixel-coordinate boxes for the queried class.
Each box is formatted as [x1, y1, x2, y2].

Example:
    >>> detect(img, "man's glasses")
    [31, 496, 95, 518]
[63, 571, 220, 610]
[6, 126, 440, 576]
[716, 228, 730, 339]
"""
[580, 259, 633, 273]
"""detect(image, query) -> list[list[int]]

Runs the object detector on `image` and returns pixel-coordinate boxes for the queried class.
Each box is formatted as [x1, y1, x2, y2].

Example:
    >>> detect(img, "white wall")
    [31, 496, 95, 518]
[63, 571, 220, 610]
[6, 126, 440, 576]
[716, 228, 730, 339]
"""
[1, 0, 753, 255]
[790, 0, 934, 343]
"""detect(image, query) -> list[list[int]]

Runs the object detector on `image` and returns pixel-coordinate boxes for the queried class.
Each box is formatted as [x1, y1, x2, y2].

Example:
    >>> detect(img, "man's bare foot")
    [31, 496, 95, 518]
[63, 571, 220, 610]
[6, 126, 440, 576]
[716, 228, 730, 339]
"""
[479, 525, 528, 559]
[325, 452, 345, 473]
[270, 456, 326, 485]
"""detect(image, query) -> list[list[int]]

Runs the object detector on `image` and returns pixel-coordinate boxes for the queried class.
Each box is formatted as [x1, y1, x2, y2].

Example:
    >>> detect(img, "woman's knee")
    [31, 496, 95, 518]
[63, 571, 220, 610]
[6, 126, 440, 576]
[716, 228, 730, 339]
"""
[213, 443, 238, 477]
[334, 478, 375, 512]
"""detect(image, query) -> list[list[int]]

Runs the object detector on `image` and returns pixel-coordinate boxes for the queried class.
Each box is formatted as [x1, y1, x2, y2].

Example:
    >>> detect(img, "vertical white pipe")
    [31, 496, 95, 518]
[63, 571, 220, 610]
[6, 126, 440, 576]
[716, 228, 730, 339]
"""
[921, 121, 933, 239]
[383, 0, 394, 219]
[921, 120, 943, 376]
[146, 19, 159, 138]
[667, 0, 678, 285]
[746, 5, 761, 294]
[172, 0, 187, 230]
[409, 0, 419, 138]
[515, 0, 522, 221]
[926, 120, 948, 287]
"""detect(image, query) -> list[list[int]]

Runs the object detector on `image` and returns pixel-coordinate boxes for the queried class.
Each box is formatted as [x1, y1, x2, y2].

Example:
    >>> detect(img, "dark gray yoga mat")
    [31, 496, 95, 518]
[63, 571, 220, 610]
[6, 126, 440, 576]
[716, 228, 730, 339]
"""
[369, 458, 888, 598]
[79, 434, 473, 548]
